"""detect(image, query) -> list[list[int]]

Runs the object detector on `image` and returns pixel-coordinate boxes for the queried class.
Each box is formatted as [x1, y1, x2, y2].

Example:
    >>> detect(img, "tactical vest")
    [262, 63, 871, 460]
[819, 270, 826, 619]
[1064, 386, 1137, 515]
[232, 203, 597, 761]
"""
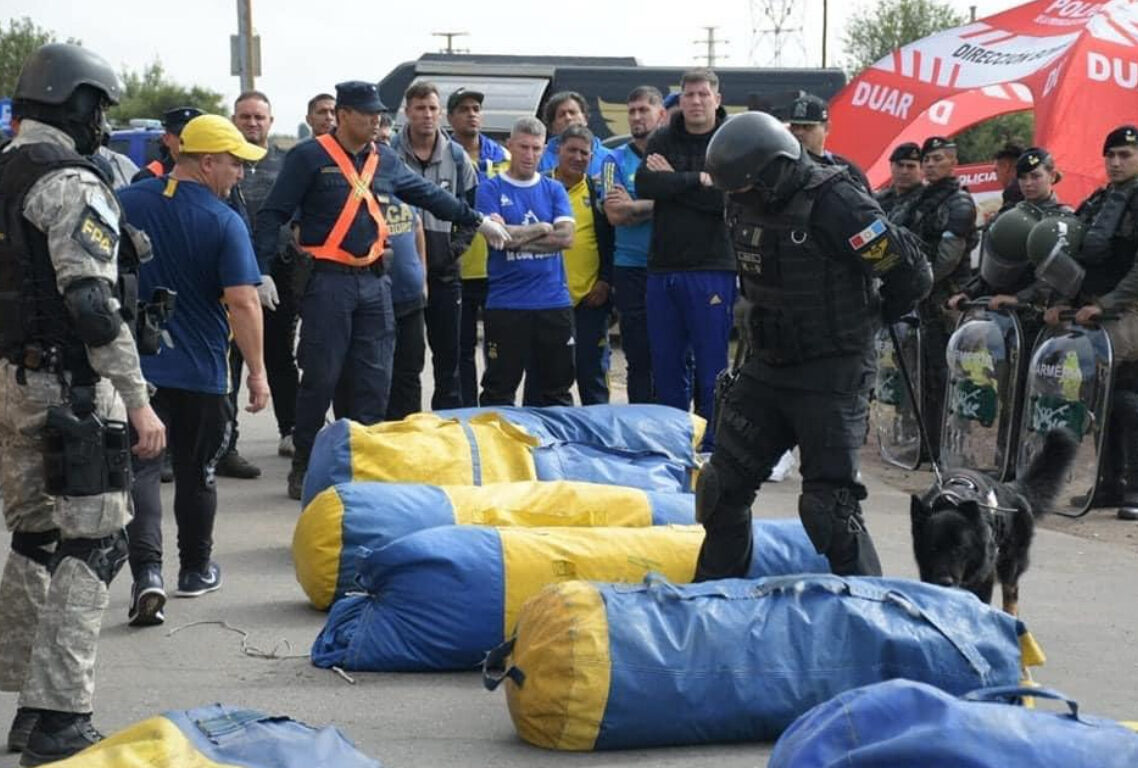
[1077, 180, 1138, 299]
[729, 165, 879, 366]
[0, 142, 136, 379]
[899, 177, 976, 285]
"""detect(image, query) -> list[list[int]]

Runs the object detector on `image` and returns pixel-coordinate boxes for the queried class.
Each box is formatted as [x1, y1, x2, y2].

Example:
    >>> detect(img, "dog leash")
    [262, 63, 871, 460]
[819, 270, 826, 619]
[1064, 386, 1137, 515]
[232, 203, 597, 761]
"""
[886, 319, 944, 487]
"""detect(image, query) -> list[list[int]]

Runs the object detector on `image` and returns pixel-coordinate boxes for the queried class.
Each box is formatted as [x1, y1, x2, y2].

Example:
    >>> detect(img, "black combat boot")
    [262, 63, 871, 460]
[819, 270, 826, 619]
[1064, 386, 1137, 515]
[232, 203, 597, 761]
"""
[1115, 390, 1138, 521]
[287, 451, 309, 502]
[19, 711, 102, 766]
[6, 708, 39, 753]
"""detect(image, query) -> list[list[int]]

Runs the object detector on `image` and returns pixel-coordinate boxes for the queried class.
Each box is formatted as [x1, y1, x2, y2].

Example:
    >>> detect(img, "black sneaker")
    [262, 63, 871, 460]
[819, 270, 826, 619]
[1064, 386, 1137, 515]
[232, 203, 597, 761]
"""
[287, 464, 305, 501]
[175, 561, 222, 597]
[216, 450, 262, 479]
[19, 712, 102, 766]
[7, 708, 38, 753]
[128, 567, 167, 626]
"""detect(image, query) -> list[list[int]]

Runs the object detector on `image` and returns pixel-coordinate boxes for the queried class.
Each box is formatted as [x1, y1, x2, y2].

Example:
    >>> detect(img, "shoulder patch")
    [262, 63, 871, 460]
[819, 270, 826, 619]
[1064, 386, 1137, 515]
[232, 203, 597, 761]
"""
[72, 204, 119, 262]
[847, 218, 888, 249]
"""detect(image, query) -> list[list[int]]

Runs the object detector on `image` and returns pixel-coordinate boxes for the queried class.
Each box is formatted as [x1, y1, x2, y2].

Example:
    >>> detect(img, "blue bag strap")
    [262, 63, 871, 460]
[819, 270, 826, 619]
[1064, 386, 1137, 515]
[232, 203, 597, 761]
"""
[481, 638, 525, 691]
[964, 685, 1080, 719]
[756, 577, 995, 681]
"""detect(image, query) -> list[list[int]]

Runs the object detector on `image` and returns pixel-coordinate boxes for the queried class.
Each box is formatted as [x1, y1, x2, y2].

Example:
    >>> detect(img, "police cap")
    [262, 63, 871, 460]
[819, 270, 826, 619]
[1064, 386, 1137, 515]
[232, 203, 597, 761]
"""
[663, 92, 680, 110]
[162, 106, 203, 136]
[889, 142, 921, 163]
[1103, 125, 1138, 155]
[787, 93, 828, 125]
[1015, 146, 1052, 176]
[921, 136, 956, 157]
[335, 81, 386, 114]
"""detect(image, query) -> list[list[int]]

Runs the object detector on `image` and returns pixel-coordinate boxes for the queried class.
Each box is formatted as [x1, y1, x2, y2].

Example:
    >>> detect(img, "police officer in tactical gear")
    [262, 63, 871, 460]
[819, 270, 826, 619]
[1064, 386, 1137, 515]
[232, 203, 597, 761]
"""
[948, 147, 1072, 315]
[1045, 125, 1138, 521]
[697, 112, 931, 580]
[0, 43, 166, 764]
[876, 142, 924, 218]
[893, 136, 977, 460]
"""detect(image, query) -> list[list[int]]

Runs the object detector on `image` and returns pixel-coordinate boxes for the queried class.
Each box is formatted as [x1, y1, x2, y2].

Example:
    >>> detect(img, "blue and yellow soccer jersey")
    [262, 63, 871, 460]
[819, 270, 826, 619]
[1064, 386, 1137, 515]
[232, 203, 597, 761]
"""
[601, 143, 651, 269]
[558, 175, 600, 305]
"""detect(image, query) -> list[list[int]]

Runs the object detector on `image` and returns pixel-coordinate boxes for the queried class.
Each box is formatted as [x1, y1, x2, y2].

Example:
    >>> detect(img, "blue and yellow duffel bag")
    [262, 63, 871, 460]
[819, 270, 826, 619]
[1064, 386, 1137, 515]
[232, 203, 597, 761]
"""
[301, 404, 705, 505]
[310, 520, 826, 672]
[770, 679, 1138, 767]
[53, 704, 379, 766]
[483, 574, 1033, 750]
[294, 480, 695, 610]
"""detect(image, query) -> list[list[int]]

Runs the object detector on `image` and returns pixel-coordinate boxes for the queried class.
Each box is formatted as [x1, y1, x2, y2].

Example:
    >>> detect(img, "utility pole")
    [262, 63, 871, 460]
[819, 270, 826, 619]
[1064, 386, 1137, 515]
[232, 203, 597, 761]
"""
[231, 0, 260, 93]
[822, 0, 828, 67]
[694, 26, 728, 67]
[970, 5, 977, 21]
[432, 31, 469, 54]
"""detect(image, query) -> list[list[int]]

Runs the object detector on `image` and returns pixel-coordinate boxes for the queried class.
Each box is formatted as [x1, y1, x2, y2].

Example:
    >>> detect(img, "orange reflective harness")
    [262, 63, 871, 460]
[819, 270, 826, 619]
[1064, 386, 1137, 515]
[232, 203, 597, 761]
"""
[308, 134, 389, 267]
[145, 160, 164, 176]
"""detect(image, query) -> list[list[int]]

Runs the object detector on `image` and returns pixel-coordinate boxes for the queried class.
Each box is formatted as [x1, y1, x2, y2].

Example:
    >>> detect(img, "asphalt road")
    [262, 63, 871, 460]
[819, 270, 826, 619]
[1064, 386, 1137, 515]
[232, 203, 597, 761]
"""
[2, 350, 1136, 767]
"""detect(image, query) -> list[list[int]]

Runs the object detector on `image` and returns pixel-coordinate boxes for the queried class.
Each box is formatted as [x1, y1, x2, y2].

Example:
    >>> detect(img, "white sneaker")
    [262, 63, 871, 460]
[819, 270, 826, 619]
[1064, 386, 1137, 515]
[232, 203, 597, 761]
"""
[278, 433, 295, 458]
[767, 450, 798, 483]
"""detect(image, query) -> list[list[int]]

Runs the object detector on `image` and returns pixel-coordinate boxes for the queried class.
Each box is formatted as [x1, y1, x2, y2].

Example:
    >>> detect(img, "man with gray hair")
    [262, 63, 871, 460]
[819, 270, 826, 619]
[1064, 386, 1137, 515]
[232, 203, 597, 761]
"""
[476, 117, 576, 406]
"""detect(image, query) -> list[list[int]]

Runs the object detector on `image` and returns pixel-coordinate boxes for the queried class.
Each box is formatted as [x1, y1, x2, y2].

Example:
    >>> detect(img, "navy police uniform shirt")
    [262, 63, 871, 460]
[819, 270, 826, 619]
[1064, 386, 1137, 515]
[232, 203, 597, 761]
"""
[252, 132, 481, 273]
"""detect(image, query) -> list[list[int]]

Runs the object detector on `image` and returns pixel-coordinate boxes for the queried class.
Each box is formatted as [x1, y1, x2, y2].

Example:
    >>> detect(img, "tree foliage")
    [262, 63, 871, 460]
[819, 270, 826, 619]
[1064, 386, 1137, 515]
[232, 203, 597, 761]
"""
[954, 111, 1035, 165]
[842, 0, 965, 75]
[109, 61, 226, 125]
[0, 16, 76, 97]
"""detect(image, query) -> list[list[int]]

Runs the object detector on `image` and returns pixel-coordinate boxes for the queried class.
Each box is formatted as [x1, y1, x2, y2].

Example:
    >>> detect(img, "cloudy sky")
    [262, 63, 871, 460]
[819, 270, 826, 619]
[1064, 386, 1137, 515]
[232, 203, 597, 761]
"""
[7, 0, 1022, 132]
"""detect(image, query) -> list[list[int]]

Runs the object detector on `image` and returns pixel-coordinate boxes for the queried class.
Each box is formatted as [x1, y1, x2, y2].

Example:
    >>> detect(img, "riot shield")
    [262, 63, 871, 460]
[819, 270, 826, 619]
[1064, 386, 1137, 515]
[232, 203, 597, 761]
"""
[875, 319, 922, 470]
[1016, 320, 1114, 517]
[940, 305, 1025, 481]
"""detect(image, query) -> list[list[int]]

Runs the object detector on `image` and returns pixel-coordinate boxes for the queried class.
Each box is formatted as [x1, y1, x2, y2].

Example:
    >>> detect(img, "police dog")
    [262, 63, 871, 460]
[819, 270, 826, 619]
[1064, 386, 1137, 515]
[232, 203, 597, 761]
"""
[910, 429, 1078, 616]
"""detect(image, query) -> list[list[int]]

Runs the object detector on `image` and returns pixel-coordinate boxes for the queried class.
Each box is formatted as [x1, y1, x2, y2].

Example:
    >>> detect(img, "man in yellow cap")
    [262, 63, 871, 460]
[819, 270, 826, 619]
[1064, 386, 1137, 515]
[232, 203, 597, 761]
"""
[116, 114, 270, 629]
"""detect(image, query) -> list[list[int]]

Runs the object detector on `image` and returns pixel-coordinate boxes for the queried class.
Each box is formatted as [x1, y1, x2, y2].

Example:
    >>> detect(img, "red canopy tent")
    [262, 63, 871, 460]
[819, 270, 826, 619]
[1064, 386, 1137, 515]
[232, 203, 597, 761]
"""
[828, 0, 1138, 206]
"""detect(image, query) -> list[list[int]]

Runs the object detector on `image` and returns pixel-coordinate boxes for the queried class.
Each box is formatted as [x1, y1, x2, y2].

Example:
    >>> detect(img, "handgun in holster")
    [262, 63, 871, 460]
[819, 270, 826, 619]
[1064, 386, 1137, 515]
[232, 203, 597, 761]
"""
[136, 287, 177, 356]
[43, 385, 131, 496]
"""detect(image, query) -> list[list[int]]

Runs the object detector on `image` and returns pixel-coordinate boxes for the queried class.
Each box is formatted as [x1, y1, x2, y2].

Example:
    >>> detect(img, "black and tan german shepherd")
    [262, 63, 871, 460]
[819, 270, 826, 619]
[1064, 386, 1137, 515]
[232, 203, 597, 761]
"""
[910, 429, 1079, 616]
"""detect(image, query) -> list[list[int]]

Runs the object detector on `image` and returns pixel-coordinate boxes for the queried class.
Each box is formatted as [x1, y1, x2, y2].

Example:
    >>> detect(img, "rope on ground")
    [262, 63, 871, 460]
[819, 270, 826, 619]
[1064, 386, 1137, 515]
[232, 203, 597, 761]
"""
[165, 620, 310, 660]
[331, 666, 356, 685]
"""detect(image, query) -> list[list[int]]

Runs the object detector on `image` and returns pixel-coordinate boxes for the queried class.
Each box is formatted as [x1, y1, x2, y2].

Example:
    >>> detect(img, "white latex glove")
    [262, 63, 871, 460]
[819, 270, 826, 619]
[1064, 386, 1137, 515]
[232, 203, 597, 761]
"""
[478, 217, 511, 250]
[257, 274, 279, 310]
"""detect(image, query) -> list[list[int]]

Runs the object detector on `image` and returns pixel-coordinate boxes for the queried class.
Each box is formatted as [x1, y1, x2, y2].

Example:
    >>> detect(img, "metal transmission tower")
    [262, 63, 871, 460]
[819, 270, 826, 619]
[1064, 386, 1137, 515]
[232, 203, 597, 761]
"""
[693, 26, 728, 67]
[748, 0, 806, 66]
[432, 31, 469, 54]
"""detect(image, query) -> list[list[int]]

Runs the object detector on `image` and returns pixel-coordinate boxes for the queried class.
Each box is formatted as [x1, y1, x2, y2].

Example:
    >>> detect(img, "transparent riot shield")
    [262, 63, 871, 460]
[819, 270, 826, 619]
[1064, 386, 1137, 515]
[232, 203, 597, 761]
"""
[875, 318, 922, 470]
[941, 304, 1025, 481]
[1017, 320, 1114, 517]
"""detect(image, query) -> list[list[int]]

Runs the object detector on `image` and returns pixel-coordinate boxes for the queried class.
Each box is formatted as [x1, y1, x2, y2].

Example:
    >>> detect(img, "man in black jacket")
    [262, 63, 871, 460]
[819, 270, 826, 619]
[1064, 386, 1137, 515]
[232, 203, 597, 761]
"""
[637, 69, 735, 448]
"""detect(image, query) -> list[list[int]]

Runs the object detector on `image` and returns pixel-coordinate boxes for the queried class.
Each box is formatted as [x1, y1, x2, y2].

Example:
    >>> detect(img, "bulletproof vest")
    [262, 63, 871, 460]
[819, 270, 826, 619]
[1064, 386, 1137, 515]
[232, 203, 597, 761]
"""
[0, 142, 132, 378]
[729, 165, 879, 366]
[1077, 180, 1138, 299]
[899, 177, 976, 282]
[238, 144, 284, 226]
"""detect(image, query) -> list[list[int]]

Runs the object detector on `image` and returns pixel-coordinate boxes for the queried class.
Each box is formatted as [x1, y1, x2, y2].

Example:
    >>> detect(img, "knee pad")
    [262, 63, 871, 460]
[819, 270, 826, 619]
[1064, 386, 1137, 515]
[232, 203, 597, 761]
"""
[52, 529, 128, 586]
[797, 485, 868, 555]
[11, 529, 61, 570]
[696, 459, 754, 526]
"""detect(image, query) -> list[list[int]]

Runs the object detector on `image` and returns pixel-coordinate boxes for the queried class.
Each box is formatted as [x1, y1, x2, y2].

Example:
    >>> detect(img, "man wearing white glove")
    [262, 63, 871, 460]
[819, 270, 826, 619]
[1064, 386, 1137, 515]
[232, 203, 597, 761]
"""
[256, 274, 280, 310]
[253, 81, 509, 499]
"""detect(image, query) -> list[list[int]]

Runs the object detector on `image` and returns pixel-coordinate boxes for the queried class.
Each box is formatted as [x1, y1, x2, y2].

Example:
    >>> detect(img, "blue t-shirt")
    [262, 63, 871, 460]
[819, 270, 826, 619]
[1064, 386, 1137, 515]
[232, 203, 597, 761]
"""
[119, 177, 262, 395]
[476, 173, 574, 310]
[601, 143, 651, 269]
[383, 196, 424, 309]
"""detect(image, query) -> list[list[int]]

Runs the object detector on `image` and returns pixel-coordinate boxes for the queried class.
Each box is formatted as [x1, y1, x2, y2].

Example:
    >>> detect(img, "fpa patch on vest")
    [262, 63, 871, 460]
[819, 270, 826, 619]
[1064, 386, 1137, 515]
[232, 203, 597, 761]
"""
[72, 205, 119, 261]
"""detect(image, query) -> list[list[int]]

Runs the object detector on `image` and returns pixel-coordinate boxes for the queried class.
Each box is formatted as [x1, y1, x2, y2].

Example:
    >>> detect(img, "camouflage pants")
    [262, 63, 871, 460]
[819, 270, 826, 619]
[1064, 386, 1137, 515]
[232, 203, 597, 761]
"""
[0, 361, 130, 712]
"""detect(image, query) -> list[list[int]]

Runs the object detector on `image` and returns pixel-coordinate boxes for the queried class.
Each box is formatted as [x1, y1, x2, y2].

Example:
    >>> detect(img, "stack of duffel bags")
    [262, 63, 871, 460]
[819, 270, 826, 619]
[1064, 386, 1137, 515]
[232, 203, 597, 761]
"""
[293, 404, 830, 670]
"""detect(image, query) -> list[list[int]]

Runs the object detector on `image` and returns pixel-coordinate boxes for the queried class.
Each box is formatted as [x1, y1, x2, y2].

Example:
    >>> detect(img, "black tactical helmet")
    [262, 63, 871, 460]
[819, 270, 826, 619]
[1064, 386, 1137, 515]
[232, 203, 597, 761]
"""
[14, 43, 122, 106]
[705, 111, 802, 191]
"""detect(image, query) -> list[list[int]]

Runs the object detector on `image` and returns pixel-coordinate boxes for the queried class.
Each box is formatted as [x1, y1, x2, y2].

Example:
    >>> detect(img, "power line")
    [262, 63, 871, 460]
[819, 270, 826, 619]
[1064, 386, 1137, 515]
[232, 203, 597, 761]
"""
[749, 0, 805, 66]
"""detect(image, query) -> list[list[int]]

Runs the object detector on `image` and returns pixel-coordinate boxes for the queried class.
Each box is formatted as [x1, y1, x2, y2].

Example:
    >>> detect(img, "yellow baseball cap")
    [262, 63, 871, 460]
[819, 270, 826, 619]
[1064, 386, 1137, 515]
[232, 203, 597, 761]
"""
[179, 114, 267, 162]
